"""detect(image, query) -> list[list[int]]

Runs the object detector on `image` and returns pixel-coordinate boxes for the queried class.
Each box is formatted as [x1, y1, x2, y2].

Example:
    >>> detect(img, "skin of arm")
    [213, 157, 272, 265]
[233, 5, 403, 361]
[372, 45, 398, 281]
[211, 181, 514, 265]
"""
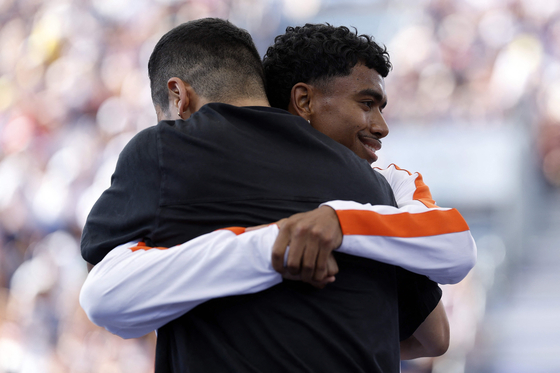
[400, 300, 450, 359]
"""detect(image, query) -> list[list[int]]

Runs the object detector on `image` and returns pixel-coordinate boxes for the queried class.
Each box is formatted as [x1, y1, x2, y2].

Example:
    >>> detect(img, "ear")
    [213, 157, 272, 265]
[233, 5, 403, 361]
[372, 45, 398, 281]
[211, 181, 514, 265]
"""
[288, 83, 315, 120]
[167, 78, 202, 120]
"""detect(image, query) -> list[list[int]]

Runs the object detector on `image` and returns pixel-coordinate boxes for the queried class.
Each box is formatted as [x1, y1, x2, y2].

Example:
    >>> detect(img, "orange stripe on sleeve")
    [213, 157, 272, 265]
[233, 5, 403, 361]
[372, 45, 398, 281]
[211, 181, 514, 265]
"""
[130, 227, 247, 253]
[388, 163, 412, 175]
[390, 164, 437, 208]
[336, 209, 469, 237]
[218, 227, 247, 235]
[130, 242, 170, 252]
[411, 173, 437, 208]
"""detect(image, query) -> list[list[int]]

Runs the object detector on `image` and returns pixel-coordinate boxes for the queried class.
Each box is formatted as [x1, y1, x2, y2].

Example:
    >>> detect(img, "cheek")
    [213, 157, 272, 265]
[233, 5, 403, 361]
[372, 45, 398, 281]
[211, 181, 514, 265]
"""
[338, 124, 360, 149]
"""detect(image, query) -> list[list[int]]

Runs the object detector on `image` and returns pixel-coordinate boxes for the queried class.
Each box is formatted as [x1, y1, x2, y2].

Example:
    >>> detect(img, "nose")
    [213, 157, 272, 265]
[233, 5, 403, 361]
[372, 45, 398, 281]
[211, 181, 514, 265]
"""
[370, 109, 389, 139]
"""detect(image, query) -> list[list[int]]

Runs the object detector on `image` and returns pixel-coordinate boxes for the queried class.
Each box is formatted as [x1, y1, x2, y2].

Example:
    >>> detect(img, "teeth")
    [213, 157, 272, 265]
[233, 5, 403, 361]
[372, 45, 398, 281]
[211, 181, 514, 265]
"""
[364, 143, 376, 152]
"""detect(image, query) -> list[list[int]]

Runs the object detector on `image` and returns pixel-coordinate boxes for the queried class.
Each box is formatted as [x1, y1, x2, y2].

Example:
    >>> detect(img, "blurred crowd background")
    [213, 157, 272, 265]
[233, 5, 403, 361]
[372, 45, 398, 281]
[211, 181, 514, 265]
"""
[1, 0, 560, 372]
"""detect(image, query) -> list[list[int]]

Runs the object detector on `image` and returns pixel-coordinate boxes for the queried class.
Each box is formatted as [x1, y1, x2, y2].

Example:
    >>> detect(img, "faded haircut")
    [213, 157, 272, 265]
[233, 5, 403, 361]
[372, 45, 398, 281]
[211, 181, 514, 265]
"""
[148, 18, 265, 113]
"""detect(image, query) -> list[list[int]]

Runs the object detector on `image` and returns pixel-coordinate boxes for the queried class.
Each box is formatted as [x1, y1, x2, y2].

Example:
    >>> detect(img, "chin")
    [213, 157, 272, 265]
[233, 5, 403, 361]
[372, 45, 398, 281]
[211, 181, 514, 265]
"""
[366, 156, 377, 164]
[360, 154, 375, 164]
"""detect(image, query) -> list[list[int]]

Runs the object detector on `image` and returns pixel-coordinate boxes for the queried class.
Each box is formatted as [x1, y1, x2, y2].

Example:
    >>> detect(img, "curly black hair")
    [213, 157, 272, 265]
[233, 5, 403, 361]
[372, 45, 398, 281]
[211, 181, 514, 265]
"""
[263, 24, 392, 110]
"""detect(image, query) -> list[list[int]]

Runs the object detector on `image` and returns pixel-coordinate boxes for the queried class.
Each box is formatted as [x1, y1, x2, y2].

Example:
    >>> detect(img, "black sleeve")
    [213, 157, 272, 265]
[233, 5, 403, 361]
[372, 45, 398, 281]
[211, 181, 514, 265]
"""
[80, 127, 161, 265]
[397, 267, 442, 341]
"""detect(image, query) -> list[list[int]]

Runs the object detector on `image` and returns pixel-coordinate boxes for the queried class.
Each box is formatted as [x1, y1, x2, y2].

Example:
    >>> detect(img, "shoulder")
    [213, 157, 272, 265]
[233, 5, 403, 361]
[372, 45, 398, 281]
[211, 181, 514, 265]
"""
[374, 163, 417, 184]
[374, 163, 436, 206]
[121, 126, 158, 151]
[115, 126, 161, 172]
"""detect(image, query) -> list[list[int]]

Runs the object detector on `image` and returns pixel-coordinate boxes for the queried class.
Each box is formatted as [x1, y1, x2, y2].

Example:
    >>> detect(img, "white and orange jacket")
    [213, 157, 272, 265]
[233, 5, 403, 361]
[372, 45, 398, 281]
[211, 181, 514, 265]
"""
[80, 164, 477, 339]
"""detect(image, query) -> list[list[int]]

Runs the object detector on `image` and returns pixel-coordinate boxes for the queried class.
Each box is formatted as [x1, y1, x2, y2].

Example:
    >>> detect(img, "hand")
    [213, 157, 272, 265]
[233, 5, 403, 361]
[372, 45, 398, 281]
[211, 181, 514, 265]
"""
[271, 205, 343, 284]
[281, 253, 338, 289]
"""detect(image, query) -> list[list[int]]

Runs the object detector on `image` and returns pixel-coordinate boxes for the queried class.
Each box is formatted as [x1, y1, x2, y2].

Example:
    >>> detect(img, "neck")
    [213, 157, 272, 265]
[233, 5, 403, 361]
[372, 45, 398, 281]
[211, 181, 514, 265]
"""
[225, 96, 270, 107]
[156, 96, 271, 122]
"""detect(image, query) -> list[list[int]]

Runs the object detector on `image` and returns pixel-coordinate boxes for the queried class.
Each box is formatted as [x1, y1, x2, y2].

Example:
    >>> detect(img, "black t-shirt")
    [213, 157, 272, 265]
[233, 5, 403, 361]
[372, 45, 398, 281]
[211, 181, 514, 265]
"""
[81, 103, 441, 373]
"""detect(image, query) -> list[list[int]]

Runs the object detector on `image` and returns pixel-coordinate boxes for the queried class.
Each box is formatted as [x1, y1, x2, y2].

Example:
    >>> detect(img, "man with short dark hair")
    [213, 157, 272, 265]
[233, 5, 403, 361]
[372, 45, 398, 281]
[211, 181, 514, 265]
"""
[81, 19, 475, 372]
[81, 18, 271, 264]
[148, 18, 267, 120]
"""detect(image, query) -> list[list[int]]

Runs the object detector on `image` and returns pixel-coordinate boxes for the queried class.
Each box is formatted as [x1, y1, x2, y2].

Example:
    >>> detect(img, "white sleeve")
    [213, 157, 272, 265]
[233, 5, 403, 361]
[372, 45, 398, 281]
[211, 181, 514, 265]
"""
[79, 225, 282, 339]
[80, 164, 475, 339]
[322, 164, 477, 285]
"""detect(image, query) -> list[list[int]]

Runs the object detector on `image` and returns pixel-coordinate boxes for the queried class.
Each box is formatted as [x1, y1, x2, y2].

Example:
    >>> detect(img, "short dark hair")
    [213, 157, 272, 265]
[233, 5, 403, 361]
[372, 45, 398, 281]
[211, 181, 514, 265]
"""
[148, 18, 265, 113]
[263, 24, 392, 110]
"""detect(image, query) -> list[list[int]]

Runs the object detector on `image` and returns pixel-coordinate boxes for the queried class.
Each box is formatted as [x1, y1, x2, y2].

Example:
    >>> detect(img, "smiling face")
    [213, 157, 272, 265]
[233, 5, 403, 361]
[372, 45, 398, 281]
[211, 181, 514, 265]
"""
[308, 64, 389, 164]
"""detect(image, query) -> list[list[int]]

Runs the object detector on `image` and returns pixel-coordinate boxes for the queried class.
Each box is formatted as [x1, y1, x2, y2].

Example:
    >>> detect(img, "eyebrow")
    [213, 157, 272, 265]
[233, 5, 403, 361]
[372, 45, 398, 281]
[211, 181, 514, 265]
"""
[359, 88, 388, 108]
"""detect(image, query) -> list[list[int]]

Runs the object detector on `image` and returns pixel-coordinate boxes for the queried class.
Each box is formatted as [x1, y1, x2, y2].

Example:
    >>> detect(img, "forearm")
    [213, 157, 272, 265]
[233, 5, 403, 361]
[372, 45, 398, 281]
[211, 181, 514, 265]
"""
[322, 200, 477, 284]
[400, 300, 450, 360]
[80, 225, 282, 339]
[400, 335, 426, 360]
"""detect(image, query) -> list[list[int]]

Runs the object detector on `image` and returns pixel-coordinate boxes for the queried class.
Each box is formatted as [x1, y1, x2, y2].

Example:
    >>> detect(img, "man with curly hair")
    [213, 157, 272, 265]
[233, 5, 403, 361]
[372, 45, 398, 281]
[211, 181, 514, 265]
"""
[261, 23, 461, 361]
[262, 24, 393, 271]
[81, 19, 475, 372]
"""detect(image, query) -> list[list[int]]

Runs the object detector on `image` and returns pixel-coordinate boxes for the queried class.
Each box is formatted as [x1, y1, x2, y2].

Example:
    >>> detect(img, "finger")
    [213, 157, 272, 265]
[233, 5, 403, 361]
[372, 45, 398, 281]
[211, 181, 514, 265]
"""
[312, 242, 330, 281]
[301, 238, 319, 283]
[285, 226, 305, 275]
[275, 218, 288, 229]
[271, 226, 291, 273]
[281, 272, 302, 281]
[326, 254, 339, 277]
[308, 275, 336, 289]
